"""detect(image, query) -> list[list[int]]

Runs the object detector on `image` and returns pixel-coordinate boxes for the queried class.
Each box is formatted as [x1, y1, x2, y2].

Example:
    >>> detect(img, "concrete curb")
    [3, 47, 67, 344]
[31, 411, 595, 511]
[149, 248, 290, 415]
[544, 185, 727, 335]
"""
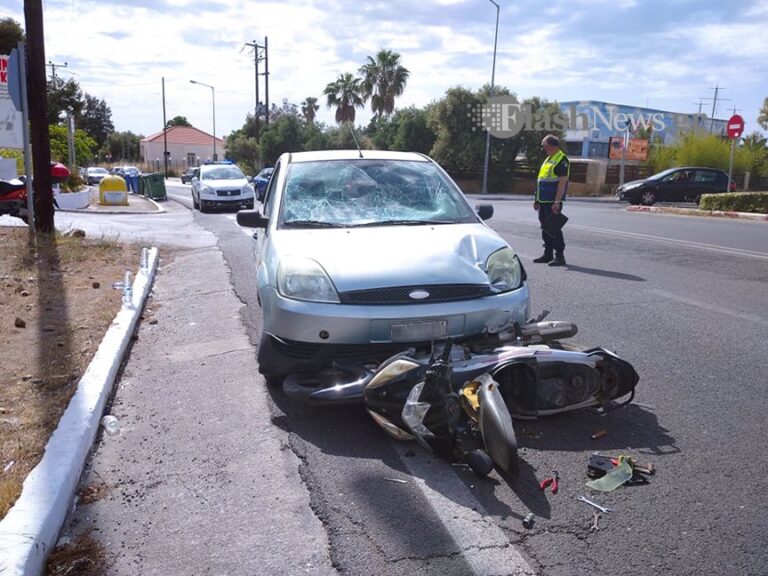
[0, 248, 160, 576]
[626, 205, 768, 221]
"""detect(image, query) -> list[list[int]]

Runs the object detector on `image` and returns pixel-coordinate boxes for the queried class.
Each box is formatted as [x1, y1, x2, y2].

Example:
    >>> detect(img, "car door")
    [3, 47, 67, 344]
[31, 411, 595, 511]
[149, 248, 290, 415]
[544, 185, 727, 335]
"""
[692, 169, 724, 196]
[659, 170, 688, 202]
[256, 161, 282, 290]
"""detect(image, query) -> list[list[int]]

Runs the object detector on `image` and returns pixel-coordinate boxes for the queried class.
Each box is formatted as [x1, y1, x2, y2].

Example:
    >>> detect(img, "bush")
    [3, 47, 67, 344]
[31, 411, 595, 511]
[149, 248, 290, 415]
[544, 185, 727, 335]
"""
[700, 192, 768, 214]
[61, 173, 84, 192]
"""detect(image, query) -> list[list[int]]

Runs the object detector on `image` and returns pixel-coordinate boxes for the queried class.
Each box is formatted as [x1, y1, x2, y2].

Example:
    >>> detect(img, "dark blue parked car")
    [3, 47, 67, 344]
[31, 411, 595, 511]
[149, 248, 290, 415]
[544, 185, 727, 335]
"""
[254, 167, 273, 202]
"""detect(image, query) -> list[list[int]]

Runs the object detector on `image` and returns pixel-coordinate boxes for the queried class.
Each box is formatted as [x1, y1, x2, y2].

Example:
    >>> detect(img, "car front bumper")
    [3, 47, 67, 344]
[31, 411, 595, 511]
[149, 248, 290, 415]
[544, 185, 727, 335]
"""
[257, 283, 529, 373]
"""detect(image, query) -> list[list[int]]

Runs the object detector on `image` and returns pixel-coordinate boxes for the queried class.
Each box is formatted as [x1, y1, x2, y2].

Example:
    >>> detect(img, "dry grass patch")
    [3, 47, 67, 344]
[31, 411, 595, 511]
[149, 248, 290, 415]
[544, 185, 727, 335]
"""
[0, 227, 140, 519]
[45, 529, 106, 576]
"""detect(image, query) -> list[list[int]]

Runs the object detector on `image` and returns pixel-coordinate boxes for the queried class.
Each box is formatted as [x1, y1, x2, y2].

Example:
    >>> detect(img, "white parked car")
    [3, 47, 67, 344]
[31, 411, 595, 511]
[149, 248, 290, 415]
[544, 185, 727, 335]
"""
[191, 162, 254, 212]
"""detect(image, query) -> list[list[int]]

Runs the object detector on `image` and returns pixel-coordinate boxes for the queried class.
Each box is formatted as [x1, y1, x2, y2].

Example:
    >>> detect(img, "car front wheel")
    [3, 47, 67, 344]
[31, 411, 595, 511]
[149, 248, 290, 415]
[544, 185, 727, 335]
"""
[640, 190, 656, 206]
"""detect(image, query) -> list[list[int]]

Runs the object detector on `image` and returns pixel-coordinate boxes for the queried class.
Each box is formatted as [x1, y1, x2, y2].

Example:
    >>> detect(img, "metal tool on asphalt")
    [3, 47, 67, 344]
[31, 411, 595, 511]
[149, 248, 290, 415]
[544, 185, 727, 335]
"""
[539, 470, 559, 494]
[522, 512, 535, 529]
[591, 511, 601, 532]
[576, 495, 611, 513]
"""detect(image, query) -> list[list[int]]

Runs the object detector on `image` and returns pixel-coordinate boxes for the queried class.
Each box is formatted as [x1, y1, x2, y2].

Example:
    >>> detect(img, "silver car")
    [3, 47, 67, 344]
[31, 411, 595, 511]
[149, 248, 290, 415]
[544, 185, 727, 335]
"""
[237, 150, 530, 383]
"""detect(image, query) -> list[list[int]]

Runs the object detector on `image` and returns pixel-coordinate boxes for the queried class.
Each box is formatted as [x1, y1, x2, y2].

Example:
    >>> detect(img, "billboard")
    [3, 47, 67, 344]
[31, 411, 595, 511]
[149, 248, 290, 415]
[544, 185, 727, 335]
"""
[0, 54, 24, 149]
[609, 136, 648, 161]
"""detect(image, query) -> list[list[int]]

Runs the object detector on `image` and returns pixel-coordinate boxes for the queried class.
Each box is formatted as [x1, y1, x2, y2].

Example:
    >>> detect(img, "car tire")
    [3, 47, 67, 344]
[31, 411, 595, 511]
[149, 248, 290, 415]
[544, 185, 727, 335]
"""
[199, 199, 208, 213]
[640, 190, 656, 206]
[264, 374, 284, 387]
[192, 193, 199, 209]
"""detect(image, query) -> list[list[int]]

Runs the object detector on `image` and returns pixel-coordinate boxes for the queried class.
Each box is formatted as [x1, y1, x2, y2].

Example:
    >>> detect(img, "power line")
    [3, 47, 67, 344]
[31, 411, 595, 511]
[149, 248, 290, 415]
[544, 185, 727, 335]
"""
[46, 60, 67, 84]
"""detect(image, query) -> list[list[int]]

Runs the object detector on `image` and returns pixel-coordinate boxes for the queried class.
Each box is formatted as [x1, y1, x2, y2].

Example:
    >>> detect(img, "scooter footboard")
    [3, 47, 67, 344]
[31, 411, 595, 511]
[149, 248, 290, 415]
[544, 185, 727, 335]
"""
[490, 348, 638, 418]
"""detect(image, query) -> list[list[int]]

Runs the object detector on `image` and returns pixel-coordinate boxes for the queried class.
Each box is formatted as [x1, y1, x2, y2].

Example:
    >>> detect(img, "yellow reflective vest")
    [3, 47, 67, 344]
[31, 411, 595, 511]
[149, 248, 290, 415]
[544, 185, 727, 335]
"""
[536, 149, 569, 203]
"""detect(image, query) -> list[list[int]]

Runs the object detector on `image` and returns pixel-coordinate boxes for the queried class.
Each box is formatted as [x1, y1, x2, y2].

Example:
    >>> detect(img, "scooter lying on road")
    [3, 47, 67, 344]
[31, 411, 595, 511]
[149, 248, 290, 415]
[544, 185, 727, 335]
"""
[0, 162, 70, 223]
[283, 315, 639, 476]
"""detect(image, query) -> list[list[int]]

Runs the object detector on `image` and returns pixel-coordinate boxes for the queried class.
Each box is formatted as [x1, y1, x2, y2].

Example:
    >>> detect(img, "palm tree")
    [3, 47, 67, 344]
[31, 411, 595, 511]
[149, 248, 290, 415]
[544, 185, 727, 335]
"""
[758, 97, 768, 131]
[301, 97, 320, 125]
[359, 49, 410, 117]
[323, 73, 365, 124]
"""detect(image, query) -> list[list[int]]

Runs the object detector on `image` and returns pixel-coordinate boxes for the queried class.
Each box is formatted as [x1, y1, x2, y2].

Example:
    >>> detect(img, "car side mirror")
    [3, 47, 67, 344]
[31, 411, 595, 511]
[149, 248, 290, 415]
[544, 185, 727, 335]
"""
[237, 209, 269, 229]
[476, 204, 494, 221]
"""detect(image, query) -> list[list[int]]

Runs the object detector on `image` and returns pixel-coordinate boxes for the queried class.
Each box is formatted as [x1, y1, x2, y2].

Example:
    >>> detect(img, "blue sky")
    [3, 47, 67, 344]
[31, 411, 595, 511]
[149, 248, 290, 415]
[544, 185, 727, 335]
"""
[4, 0, 768, 140]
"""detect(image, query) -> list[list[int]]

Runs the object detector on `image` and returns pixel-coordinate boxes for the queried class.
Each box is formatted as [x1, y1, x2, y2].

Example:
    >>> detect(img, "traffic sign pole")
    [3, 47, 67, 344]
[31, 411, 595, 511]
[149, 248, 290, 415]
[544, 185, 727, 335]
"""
[725, 114, 744, 193]
[727, 137, 736, 193]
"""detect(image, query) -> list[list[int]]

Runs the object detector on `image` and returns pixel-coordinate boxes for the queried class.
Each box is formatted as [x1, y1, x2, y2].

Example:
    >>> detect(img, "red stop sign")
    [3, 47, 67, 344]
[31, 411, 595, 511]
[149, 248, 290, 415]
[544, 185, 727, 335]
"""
[727, 114, 745, 139]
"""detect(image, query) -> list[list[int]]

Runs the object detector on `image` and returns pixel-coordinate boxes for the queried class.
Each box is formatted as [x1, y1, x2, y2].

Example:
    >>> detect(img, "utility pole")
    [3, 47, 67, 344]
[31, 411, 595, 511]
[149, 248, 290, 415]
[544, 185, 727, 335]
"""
[703, 85, 730, 134]
[25, 0, 54, 232]
[244, 39, 265, 138]
[46, 60, 67, 86]
[693, 99, 706, 133]
[162, 77, 168, 178]
[263, 36, 270, 126]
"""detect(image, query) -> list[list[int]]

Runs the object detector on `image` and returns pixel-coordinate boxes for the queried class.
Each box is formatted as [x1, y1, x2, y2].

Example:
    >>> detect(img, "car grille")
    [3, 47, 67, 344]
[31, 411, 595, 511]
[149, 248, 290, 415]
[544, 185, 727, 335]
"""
[270, 337, 426, 362]
[339, 284, 493, 305]
[216, 189, 240, 197]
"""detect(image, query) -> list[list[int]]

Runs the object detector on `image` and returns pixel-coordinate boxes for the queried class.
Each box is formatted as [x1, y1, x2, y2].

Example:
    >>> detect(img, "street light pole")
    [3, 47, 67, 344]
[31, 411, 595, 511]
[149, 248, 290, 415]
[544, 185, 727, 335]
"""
[190, 79, 217, 161]
[481, 0, 499, 195]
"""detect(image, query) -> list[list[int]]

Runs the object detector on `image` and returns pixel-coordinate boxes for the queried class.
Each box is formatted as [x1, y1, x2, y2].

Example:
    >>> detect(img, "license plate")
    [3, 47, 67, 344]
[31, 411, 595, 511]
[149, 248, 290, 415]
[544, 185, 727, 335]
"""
[391, 320, 447, 342]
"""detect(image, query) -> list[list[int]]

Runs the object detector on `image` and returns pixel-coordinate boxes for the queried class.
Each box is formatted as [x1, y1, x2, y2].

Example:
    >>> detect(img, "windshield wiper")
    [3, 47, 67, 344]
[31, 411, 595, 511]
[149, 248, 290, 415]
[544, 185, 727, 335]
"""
[351, 219, 454, 227]
[282, 220, 345, 228]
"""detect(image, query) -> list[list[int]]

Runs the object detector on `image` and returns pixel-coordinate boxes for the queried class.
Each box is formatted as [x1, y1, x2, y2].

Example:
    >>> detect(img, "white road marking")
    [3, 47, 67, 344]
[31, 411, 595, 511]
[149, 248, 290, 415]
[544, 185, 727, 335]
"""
[567, 223, 768, 261]
[647, 289, 768, 326]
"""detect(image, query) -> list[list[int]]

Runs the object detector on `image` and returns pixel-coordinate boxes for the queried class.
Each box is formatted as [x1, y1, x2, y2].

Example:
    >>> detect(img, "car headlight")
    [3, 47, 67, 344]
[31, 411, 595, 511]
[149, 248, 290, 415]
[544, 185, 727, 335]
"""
[200, 185, 214, 197]
[242, 183, 253, 196]
[486, 248, 523, 293]
[277, 256, 340, 303]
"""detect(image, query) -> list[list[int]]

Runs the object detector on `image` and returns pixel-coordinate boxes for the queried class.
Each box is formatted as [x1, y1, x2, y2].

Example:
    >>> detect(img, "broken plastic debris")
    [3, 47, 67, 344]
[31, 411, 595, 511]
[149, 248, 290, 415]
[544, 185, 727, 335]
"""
[101, 415, 121, 435]
[384, 478, 408, 484]
[586, 456, 633, 492]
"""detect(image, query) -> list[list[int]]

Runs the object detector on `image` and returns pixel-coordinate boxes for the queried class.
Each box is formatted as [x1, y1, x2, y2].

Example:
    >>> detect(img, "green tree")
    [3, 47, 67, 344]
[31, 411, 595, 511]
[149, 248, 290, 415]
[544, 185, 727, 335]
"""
[49, 125, 97, 167]
[166, 116, 192, 128]
[323, 73, 365, 124]
[517, 96, 564, 171]
[47, 78, 84, 124]
[104, 131, 142, 162]
[301, 97, 320, 125]
[0, 18, 24, 54]
[359, 49, 410, 118]
[429, 87, 486, 174]
[366, 114, 399, 150]
[391, 106, 435, 154]
[303, 122, 331, 151]
[259, 115, 304, 165]
[758, 97, 768, 131]
[79, 94, 114, 149]
[648, 134, 752, 174]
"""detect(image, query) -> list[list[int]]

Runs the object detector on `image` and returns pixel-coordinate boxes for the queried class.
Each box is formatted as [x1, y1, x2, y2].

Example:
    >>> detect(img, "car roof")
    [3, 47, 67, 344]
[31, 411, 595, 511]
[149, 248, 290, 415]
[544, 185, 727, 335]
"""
[673, 167, 726, 173]
[284, 150, 430, 163]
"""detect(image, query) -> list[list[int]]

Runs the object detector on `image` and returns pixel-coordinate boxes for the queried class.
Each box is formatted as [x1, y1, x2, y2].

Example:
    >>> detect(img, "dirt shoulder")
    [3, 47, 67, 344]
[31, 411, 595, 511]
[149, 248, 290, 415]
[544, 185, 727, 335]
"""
[0, 227, 140, 519]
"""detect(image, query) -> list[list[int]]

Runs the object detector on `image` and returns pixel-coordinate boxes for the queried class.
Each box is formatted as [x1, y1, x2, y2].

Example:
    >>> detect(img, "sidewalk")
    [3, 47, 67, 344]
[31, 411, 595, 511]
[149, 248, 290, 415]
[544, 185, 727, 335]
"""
[0, 245, 336, 575]
[58, 188, 166, 215]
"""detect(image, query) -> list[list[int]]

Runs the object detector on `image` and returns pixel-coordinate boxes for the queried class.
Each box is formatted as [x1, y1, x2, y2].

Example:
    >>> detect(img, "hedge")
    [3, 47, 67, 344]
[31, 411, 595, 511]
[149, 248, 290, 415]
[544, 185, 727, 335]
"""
[700, 192, 768, 214]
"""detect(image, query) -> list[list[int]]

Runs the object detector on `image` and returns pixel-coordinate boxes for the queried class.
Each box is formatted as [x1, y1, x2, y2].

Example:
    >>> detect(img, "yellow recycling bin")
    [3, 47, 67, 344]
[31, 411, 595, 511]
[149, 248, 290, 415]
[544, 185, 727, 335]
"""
[99, 175, 129, 206]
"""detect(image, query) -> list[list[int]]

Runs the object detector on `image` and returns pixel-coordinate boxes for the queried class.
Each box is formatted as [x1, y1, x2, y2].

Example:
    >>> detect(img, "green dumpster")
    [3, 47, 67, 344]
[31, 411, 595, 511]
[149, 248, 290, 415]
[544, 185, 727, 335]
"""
[140, 173, 167, 200]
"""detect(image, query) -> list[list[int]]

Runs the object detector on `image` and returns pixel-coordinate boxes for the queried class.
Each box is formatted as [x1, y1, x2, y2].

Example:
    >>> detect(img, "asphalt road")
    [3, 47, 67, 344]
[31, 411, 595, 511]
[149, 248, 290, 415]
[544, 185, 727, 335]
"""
[54, 183, 768, 575]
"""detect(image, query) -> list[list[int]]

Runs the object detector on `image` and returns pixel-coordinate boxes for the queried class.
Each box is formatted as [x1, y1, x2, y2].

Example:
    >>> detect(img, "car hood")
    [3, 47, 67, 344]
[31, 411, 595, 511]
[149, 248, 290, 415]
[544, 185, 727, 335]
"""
[620, 179, 649, 189]
[273, 223, 510, 291]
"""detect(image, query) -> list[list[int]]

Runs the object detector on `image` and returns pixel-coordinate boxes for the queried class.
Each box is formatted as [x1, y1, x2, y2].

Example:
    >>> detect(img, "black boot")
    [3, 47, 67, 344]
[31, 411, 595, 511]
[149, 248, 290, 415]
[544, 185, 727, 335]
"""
[533, 250, 553, 263]
[548, 252, 566, 267]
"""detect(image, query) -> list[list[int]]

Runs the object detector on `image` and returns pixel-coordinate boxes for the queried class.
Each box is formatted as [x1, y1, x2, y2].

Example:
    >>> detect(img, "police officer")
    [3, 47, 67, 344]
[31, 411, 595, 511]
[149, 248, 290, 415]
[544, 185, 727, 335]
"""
[533, 134, 569, 266]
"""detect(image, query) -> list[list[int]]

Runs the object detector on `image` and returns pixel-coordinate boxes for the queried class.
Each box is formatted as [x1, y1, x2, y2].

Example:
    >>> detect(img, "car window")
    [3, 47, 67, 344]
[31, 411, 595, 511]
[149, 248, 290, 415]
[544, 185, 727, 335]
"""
[202, 166, 244, 180]
[278, 159, 476, 228]
[693, 170, 718, 183]
[263, 162, 281, 217]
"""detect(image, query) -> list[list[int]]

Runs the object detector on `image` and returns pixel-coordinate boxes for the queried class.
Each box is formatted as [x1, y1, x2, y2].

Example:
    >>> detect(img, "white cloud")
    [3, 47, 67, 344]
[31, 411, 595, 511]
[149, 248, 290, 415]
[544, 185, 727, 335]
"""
[5, 0, 767, 139]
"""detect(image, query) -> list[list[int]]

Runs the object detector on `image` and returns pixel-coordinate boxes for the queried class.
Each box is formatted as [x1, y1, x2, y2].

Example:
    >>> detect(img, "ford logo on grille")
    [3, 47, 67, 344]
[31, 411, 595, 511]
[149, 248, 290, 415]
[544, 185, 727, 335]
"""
[408, 289, 430, 300]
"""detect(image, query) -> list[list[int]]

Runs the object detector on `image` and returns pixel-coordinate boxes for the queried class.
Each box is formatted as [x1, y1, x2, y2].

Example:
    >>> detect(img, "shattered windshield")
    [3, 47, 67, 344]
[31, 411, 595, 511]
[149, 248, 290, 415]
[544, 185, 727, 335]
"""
[279, 159, 476, 228]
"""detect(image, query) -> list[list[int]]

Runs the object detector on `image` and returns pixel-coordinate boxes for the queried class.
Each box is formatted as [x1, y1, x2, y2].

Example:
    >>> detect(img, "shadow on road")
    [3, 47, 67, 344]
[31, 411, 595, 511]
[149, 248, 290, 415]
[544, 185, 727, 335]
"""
[565, 264, 646, 282]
